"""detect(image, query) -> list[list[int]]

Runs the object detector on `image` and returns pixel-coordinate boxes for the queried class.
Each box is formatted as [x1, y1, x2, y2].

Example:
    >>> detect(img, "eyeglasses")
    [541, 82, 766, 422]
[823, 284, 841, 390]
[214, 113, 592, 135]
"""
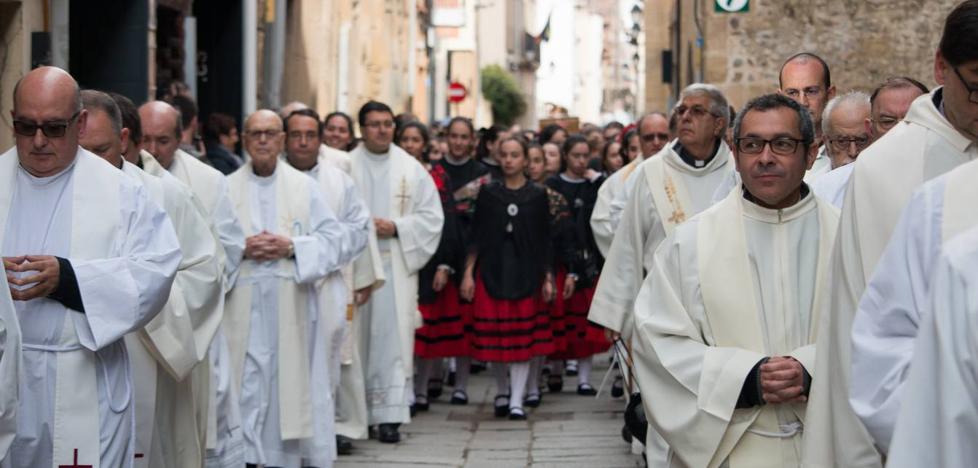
[674, 105, 714, 119]
[12, 110, 81, 138]
[736, 137, 806, 156]
[951, 66, 978, 104]
[640, 132, 670, 143]
[246, 129, 281, 139]
[827, 135, 870, 152]
[783, 86, 825, 100]
[363, 120, 395, 130]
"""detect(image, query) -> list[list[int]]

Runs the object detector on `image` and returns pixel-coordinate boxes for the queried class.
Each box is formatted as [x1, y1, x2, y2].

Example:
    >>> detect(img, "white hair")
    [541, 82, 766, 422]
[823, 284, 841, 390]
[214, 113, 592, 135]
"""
[822, 90, 870, 136]
[679, 83, 731, 128]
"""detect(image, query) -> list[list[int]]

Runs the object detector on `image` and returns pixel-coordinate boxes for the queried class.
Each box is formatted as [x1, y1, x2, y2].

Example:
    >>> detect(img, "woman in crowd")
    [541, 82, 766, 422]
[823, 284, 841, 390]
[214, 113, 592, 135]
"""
[545, 135, 609, 396]
[323, 111, 357, 151]
[601, 140, 624, 174]
[460, 136, 572, 420]
[397, 121, 430, 168]
[526, 142, 548, 183]
[620, 127, 641, 163]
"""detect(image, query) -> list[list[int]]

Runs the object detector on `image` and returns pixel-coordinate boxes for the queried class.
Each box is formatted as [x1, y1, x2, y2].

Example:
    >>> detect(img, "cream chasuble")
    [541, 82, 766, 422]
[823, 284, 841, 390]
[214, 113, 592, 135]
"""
[802, 89, 978, 468]
[348, 143, 443, 425]
[225, 160, 352, 467]
[121, 161, 224, 468]
[633, 189, 837, 468]
[886, 226, 978, 468]
[591, 155, 645, 256]
[848, 157, 978, 453]
[141, 149, 248, 466]
[810, 163, 854, 209]
[319, 144, 352, 174]
[0, 147, 180, 468]
[589, 142, 733, 340]
[803, 146, 830, 183]
[0, 266, 21, 461]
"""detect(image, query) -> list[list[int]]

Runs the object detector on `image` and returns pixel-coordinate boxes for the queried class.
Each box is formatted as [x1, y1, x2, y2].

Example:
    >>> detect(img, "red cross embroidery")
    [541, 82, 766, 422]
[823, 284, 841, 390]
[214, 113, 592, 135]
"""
[58, 449, 93, 468]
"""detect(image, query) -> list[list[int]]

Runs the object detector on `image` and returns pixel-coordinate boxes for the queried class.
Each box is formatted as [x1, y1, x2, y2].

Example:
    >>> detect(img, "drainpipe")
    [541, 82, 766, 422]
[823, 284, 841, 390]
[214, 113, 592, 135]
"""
[242, 0, 257, 116]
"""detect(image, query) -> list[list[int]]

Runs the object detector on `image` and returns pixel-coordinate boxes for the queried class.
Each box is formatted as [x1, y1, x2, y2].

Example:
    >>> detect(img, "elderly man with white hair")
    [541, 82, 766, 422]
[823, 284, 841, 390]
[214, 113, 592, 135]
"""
[810, 91, 871, 207]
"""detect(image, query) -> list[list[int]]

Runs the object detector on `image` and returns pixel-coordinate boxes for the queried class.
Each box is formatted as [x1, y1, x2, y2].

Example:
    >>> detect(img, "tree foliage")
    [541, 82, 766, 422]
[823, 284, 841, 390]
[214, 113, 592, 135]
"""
[480, 65, 527, 126]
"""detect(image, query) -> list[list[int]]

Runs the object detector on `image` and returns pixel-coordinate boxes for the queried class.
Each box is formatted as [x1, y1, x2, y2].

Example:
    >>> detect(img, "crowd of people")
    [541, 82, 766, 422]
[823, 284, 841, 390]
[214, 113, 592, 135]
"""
[0, 1, 976, 468]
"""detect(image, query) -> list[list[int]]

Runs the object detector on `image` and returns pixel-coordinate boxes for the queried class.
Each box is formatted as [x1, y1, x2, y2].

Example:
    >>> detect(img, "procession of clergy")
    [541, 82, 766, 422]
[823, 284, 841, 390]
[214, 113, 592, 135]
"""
[0, 0, 977, 467]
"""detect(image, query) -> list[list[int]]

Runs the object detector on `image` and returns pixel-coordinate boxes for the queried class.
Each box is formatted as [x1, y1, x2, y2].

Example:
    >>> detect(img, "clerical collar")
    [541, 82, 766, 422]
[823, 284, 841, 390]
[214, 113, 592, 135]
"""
[742, 183, 811, 213]
[443, 155, 471, 166]
[674, 140, 720, 168]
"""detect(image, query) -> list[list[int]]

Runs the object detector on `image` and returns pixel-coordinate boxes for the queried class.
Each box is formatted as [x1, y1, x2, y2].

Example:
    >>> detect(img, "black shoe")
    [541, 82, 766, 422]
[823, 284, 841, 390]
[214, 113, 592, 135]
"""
[508, 407, 527, 420]
[577, 383, 597, 396]
[378, 423, 401, 443]
[450, 389, 468, 405]
[547, 374, 563, 393]
[611, 376, 624, 398]
[336, 435, 354, 455]
[493, 394, 510, 417]
[565, 361, 578, 376]
[524, 392, 542, 408]
[470, 360, 487, 374]
[427, 379, 443, 399]
[446, 370, 457, 386]
[411, 396, 429, 416]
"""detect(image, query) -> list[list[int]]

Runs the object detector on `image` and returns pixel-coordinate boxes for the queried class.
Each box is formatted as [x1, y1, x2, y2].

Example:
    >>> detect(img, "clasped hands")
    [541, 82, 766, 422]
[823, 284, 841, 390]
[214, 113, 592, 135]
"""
[3, 255, 61, 301]
[244, 231, 293, 261]
[760, 356, 807, 405]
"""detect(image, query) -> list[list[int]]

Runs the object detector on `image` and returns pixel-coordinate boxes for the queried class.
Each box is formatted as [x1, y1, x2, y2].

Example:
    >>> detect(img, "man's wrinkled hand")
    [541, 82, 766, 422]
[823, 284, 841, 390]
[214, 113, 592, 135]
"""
[5, 255, 61, 301]
[760, 356, 807, 404]
[355, 286, 373, 306]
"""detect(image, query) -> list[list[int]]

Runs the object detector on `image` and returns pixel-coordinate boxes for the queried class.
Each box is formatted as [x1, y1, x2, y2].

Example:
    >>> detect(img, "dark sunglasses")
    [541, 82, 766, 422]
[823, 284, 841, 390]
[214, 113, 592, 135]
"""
[13, 110, 81, 138]
[641, 132, 670, 143]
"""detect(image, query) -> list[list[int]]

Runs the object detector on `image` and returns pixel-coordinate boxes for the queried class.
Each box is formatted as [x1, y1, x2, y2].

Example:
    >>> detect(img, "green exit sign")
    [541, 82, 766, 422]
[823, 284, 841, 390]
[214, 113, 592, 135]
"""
[715, 0, 749, 13]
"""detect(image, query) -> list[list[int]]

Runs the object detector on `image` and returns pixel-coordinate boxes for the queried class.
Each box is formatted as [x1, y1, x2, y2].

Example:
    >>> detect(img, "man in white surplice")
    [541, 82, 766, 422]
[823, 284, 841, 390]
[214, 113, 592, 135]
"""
[0, 271, 20, 462]
[80, 90, 224, 468]
[348, 101, 443, 444]
[778, 53, 836, 183]
[885, 225, 978, 468]
[1, 67, 181, 468]
[282, 107, 379, 455]
[810, 79, 928, 208]
[590, 112, 671, 256]
[222, 110, 359, 468]
[802, 5, 978, 465]
[633, 94, 836, 468]
[139, 100, 248, 467]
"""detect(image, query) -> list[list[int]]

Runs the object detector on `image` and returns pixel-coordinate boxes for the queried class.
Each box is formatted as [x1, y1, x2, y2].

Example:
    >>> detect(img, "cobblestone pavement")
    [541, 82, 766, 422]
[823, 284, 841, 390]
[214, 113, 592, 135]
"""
[336, 355, 644, 467]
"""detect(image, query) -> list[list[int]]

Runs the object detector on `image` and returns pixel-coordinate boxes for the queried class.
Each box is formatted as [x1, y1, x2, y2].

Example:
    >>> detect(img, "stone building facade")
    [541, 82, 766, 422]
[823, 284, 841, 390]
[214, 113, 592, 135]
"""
[645, 0, 961, 113]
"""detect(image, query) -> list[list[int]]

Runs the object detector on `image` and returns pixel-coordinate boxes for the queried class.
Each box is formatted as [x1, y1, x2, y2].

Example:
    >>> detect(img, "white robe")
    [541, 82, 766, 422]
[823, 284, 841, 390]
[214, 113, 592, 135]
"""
[0, 147, 180, 468]
[225, 160, 353, 467]
[810, 163, 853, 209]
[121, 161, 224, 468]
[591, 156, 645, 257]
[319, 144, 352, 174]
[0, 263, 21, 461]
[848, 157, 978, 453]
[885, 226, 978, 468]
[802, 89, 978, 468]
[142, 150, 248, 467]
[632, 189, 837, 468]
[589, 142, 734, 340]
[803, 146, 831, 183]
[348, 143, 443, 425]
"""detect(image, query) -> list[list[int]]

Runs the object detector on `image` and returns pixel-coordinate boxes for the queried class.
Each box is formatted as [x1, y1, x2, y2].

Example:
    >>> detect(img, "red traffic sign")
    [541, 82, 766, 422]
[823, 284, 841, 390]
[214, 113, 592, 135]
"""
[448, 82, 468, 103]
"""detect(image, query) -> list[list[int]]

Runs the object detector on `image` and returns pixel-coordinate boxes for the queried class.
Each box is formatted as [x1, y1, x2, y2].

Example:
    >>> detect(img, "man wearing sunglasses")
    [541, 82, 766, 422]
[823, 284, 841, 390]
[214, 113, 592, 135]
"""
[805, 1, 978, 467]
[1, 67, 181, 467]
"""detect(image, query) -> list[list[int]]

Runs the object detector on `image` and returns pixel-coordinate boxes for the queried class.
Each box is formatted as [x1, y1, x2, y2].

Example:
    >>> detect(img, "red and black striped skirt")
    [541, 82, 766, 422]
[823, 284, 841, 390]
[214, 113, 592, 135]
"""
[549, 285, 611, 359]
[415, 281, 472, 358]
[470, 276, 555, 362]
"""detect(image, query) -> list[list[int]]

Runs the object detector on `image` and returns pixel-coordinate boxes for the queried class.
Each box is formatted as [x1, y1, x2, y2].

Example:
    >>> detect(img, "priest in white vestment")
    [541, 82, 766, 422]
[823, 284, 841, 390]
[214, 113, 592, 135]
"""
[633, 94, 836, 468]
[0, 259, 20, 462]
[802, 20, 978, 465]
[139, 100, 248, 467]
[2, 67, 181, 468]
[224, 110, 360, 467]
[885, 225, 978, 468]
[847, 148, 978, 454]
[348, 101, 443, 443]
[282, 108, 380, 454]
[591, 113, 671, 256]
[777, 53, 836, 183]
[809, 92, 870, 207]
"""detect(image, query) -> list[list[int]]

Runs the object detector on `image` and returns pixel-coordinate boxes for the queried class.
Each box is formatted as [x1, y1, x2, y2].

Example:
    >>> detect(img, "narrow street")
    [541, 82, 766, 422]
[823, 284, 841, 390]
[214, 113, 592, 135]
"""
[337, 355, 644, 467]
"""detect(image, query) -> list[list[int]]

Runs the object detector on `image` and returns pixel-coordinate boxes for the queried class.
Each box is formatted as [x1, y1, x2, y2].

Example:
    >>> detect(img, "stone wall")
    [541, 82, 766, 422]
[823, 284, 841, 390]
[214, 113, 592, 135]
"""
[646, 0, 960, 113]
